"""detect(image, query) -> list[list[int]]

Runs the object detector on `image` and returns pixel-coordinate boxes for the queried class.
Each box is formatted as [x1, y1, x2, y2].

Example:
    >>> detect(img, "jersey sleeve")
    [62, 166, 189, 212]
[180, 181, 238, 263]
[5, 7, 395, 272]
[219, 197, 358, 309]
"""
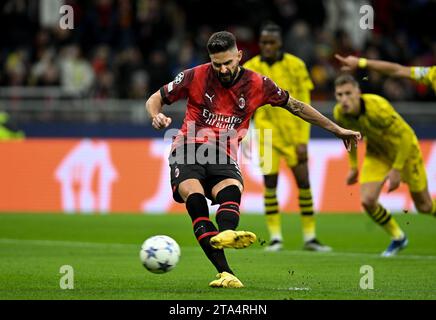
[261, 76, 289, 107]
[411, 66, 436, 93]
[160, 68, 195, 105]
[411, 66, 431, 84]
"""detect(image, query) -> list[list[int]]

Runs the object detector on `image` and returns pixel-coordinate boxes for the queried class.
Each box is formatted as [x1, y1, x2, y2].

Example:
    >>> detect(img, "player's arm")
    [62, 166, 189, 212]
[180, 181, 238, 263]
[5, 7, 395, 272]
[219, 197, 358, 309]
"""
[146, 70, 193, 130]
[145, 90, 172, 130]
[332, 107, 358, 184]
[346, 144, 359, 185]
[335, 54, 411, 78]
[282, 96, 361, 151]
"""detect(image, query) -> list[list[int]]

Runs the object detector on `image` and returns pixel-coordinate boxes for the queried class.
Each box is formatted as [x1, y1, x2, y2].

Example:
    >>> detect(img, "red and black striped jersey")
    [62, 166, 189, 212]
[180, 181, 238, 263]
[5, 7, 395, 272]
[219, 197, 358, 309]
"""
[160, 63, 289, 159]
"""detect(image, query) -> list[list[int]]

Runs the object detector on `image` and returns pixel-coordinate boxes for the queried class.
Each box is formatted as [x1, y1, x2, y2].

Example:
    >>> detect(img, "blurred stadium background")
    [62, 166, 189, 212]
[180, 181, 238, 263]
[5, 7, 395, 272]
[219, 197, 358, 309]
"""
[0, 0, 435, 214]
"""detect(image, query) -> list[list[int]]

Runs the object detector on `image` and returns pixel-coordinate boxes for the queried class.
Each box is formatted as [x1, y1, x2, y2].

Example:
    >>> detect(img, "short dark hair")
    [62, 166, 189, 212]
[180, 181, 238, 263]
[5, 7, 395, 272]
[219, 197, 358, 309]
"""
[207, 31, 237, 54]
[335, 74, 360, 88]
[260, 21, 282, 36]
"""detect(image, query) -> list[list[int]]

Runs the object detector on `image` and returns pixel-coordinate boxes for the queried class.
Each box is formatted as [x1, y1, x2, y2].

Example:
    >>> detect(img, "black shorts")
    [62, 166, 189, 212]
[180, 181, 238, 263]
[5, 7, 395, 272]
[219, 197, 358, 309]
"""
[169, 143, 244, 204]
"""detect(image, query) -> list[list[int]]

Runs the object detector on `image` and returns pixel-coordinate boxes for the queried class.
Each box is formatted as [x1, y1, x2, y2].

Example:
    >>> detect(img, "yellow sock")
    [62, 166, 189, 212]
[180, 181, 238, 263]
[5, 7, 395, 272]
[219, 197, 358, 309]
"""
[301, 216, 315, 242]
[299, 188, 315, 241]
[384, 219, 405, 240]
[368, 204, 404, 240]
[264, 187, 282, 240]
[266, 213, 282, 240]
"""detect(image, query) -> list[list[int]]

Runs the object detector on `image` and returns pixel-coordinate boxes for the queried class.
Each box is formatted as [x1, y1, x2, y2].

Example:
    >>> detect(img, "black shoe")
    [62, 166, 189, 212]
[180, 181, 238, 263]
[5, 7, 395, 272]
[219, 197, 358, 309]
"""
[264, 239, 283, 252]
[303, 238, 332, 252]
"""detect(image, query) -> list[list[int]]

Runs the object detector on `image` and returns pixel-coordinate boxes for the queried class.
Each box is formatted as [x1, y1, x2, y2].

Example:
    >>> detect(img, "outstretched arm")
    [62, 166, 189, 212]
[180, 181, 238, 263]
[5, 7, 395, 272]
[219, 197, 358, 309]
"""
[282, 96, 361, 151]
[145, 90, 172, 130]
[335, 54, 411, 79]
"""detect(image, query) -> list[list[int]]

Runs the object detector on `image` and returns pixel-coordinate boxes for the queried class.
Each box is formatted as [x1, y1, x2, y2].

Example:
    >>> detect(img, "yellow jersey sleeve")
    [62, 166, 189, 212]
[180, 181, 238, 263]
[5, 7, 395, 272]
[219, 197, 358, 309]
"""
[410, 66, 436, 93]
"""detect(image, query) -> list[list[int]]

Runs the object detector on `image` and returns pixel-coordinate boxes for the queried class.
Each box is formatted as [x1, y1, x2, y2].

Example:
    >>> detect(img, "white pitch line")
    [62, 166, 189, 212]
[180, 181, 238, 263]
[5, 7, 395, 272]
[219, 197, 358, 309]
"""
[1, 238, 436, 261]
[273, 249, 436, 260]
[0, 238, 138, 249]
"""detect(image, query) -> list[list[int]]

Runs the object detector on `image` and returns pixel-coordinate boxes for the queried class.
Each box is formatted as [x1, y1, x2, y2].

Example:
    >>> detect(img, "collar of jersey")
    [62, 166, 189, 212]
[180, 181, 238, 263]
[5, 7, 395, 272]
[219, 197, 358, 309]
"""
[260, 52, 284, 66]
[346, 97, 366, 120]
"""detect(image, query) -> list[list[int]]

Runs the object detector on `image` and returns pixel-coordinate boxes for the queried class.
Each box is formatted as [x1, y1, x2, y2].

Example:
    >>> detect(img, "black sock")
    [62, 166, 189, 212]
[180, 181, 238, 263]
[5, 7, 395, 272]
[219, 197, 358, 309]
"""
[186, 193, 233, 274]
[215, 185, 241, 231]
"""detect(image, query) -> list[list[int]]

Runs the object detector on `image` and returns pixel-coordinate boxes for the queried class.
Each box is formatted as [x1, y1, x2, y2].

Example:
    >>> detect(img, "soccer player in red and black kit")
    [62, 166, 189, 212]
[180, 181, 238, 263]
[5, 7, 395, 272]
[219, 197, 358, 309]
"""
[145, 31, 361, 288]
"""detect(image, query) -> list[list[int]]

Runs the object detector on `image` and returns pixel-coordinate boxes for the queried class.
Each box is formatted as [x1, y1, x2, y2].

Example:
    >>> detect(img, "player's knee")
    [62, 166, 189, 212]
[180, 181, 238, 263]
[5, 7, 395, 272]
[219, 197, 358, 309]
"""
[216, 185, 241, 204]
[296, 145, 308, 163]
[185, 193, 209, 219]
[361, 196, 378, 212]
[415, 201, 433, 214]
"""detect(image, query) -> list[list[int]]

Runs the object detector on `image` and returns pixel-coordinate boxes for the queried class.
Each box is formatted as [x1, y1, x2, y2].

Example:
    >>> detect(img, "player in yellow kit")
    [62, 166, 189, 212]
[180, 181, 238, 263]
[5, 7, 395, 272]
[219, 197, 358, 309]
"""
[333, 74, 436, 256]
[335, 54, 436, 94]
[244, 22, 331, 252]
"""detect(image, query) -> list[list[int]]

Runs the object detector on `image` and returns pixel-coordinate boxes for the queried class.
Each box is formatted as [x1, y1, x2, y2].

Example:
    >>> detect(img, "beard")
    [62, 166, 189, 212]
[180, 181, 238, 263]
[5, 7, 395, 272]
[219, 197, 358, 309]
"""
[217, 68, 238, 86]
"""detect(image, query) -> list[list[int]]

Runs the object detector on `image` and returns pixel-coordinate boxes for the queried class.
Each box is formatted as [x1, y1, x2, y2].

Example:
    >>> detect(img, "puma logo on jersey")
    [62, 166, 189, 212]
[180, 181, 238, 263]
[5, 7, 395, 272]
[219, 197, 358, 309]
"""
[205, 93, 215, 103]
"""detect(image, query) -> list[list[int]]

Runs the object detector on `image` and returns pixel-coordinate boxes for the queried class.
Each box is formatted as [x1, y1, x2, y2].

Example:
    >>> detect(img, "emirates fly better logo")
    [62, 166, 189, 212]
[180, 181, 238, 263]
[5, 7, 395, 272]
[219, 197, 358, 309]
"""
[202, 109, 242, 130]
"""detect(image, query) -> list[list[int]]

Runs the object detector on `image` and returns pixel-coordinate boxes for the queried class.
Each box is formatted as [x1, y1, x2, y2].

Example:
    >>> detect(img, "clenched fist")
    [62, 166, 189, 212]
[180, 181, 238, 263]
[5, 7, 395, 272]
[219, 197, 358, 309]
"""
[152, 113, 172, 130]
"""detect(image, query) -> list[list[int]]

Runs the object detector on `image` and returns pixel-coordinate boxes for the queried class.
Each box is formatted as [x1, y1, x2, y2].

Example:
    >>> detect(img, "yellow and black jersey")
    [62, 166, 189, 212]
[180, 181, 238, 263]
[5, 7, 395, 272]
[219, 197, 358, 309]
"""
[333, 94, 418, 171]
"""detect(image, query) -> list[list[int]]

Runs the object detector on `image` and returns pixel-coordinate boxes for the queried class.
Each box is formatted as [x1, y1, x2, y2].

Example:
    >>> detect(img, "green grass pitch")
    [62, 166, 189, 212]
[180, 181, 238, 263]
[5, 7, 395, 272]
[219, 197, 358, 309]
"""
[1, 213, 436, 300]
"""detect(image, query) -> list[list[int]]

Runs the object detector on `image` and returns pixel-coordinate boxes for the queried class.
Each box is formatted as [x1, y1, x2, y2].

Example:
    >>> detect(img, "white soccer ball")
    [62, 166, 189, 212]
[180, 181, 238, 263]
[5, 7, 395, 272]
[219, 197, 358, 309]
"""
[139, 235, 181, 274]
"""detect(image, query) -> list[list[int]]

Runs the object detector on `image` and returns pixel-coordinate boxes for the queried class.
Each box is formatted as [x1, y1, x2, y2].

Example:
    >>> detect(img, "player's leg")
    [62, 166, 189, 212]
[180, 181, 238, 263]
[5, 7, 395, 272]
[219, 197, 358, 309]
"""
[290, 143, 331, 252]
[258, 133, 283, 251]
[403, 146, 436, 216]
[361, 181, 397, 230]
[207, 178, 250, 288]
[410, 188, 436, 215]
[360, 155, 407, 256]
[360, 181, 407, 256]
[254, 113, 285, 250]
[169, 146, 237, 281]
[208, 178, 256, 250]
[263, 173, 283, 251]
[177, 178, 236, 276]
[213, 178, 243, 231]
